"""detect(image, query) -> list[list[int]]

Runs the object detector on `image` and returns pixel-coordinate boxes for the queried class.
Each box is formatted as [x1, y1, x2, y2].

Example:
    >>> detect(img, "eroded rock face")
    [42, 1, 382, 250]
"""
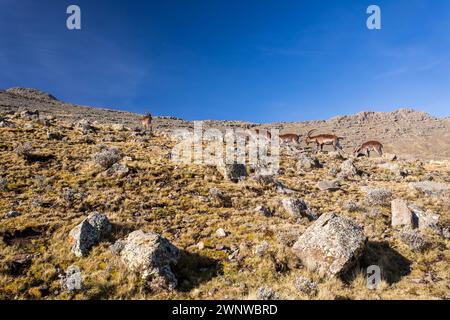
[117, 230, 180, 290]
[68, 212, 112, 257]
[292, 213, 367, 277]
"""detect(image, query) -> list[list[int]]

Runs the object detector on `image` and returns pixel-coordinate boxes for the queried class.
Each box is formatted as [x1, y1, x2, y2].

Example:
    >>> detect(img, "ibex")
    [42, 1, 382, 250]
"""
[279, 133, 300, 144]
[142, 113, 152, 131]
[354, 141, 383, 157]
[305, 129, 343, 152]
[254, 129, 272, 140]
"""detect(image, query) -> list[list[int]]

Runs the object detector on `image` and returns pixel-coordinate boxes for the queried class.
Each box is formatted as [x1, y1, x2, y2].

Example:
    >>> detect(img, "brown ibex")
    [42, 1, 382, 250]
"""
[142, 113, 152, 131]
[305, 129, 343, 152]
[354, 141, 383, 157]
[279, 133, 300, 144]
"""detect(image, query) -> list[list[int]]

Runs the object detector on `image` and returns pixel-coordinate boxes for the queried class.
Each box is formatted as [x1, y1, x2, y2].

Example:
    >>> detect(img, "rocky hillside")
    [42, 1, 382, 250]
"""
[0, 88, 449, 300]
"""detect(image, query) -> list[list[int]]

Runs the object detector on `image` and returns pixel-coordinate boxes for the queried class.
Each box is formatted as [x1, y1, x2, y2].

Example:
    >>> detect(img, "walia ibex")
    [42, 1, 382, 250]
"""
[142, 113, 152, 131]
[305, 129, 344, 152]
[279, 133, 301, 144]
[354, 141, 383, 157]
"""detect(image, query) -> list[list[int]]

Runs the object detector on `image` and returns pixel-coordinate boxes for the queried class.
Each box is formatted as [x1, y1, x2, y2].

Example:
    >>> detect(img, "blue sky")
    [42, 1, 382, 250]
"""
[1, 0, 449, 122]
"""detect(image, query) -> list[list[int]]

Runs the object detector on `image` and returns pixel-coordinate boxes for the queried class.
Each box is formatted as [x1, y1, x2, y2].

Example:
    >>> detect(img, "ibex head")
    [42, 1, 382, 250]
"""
[305, 129, 317, 144]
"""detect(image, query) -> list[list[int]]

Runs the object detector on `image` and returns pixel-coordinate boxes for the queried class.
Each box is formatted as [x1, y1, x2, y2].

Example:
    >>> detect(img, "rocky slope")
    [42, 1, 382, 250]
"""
[0, 88, 449, 300]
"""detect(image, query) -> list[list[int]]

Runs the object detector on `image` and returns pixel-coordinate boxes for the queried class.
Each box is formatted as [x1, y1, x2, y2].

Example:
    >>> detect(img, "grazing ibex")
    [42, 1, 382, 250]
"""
[354, 141, 383, 157]
[305, 129, 343, 152]
[279, 133, 300, 144]
[142, 113, 152, 131]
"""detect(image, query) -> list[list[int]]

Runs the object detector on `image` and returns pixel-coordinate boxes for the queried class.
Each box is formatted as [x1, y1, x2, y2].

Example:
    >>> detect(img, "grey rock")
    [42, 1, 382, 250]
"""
[255, 206, 273, 217]
[69, 212, 112, 257]
[209, 188, 232, 207]
[296, 154, 321, 172]
[339, 159, 359, 178]
[92, 147, 123, 169]
[399, 230, 429, 252]
[364, 188, 393, 206]
[409, 181, 450, 197]
[281, 198, 317, 221]
[254, 241, 269, 257]
[316, 180, 340, 191]
[256, 286, 278, 300]
[391, 199, 414, 228]
[292, 213, 367, 277]
[60, 265, 83, 292]
[5, 210, 21, 218]
[119, 230, 180, 290]
[294, 276, 318, 295]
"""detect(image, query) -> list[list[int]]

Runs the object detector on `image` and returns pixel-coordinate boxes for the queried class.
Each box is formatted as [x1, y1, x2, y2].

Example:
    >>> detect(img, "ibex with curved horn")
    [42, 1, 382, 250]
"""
[354, 141, 383, 157]
[305, 129, 343, 152]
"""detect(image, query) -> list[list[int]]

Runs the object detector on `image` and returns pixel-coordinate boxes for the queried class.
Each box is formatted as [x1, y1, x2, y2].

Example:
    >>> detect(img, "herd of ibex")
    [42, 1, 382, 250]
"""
[141, 113, 384, 157]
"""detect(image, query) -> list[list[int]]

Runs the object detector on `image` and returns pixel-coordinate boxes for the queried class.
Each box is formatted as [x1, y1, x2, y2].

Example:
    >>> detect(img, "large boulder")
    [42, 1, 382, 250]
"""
[117, 230, 180, 290]
[292, 213, 367, 277]
[68, 212, 112, 257]
[339, 159, 359, 178]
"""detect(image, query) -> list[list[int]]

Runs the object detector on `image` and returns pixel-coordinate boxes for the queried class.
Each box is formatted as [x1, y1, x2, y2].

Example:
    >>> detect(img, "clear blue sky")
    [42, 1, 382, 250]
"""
[1, 0, 449, 122]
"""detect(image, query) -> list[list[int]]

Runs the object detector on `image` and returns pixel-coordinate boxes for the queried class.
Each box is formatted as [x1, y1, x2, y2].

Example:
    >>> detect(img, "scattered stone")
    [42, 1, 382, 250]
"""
[391, 199, 414, 228]
[399, 230, 429, 252]
[5, 210, 21, 218]
[328, 150, 345, 160]
[255, 205, 273, 217]
[197, 241, 205, 250]
[254, 174, 277, 186]
[256, 286, 278, 300]
[216, 228, 227, 238]
[60, 265, 83, 292]
[111, 123, 125, 132]
[217, 163, 248, 182]
[339, 159, 359, 178]
[408, 205, 440, 231]
[409, 181, 450, 197]
[20, 109, 39, 120]
[378, 163, 408, 177]
[294, 276, 318, 295]
[68, 212, 112, 257]
[105, 163, 129, 178]
[76, 119, 92, 134]
[281, 198, 317, 221]
[344, 201, 359, 212]
[275, 181, 296, 194]
[92, 147, 123, 169]
[254, 241, 269, 257]
[14, 142, 33, 160]
[292, 213, 367, 277]
[118, 230, 180, 290]
[316, 180, 340, 192]
[46, 131, 64, 141]
[296, 154, 321, 172]
[209, 188, 232, 207]
[364, 188, 393, 206]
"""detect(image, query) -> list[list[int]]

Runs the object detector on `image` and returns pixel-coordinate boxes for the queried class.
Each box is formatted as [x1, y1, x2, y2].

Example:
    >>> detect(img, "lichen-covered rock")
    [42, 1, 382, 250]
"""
[391, 199, 414, 228]
[281, 198, 317, 221]
[217, 163, 248, 182]
[409, 181, 450, 196]
[399, 230, 429, 252]
[60, 265, 82, 292]
[118, 230, 180, 290]
[256, 286, 278, 300]
[292, 213, 367, 277]
[339, 159, 359, 178]
[364, 188, 393, 206]
[68, 212, 112, 257]
[296, 154, 321, 172]
[408, 205, 440, 231]
[294, 276, 317, 295]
